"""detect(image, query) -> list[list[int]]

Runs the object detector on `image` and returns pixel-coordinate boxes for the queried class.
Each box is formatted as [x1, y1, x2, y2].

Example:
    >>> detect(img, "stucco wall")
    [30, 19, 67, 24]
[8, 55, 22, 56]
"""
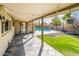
[14, 21, 28, 34]
[0, 6, 14, 56]
[14, 20, 21, 35]
[0, 27, 14, 56]
[21, 22, 26, 33]
[27, 22, 34, 33]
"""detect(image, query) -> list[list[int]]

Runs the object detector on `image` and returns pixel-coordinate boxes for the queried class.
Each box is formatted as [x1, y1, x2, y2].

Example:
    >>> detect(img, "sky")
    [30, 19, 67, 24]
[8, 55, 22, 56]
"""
[43, 14, 64, 24]
[72, 10, 79, 20]
[35, 10, 79, 24]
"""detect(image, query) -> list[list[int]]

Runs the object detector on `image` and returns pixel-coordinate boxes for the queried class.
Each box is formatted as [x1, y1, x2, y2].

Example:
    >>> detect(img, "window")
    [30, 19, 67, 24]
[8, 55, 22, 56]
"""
[1, 16, 12, 33]
[5, 20, 9, 31]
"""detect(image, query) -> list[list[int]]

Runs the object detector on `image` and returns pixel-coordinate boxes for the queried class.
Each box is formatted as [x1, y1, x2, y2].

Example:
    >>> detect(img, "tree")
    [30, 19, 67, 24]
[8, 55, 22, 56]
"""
[63, 11, 75, 32]
[63, 12, 74, 24]
[52, 17, 61, 30]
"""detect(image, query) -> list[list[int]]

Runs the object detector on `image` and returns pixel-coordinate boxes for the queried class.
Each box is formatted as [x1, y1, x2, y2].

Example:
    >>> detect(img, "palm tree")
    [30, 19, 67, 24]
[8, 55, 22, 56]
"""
[52, 17, 61, 30]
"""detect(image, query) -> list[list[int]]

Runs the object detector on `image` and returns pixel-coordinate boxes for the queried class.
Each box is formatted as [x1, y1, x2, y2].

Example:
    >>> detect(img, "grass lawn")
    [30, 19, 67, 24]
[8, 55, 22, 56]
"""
[39, 35, 79, 56]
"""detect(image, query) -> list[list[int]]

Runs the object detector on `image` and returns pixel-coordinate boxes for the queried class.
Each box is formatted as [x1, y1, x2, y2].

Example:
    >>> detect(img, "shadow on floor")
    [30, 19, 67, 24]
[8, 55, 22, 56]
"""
[3, 33, 33, 56]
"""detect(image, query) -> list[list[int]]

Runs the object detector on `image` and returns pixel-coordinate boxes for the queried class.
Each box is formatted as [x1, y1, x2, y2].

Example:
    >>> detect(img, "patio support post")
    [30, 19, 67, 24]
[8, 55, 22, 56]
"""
[26, 22, 28, 33]
[20, 22, 22, 34]
[39, 19, 41, 32]
[38, 17, 44, 56]
[32, 21, 34, 37]
[41, 17, 44, 48]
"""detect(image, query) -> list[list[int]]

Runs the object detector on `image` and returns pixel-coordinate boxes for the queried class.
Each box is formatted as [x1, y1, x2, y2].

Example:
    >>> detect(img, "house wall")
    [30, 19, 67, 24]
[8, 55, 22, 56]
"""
[14, 20, 21, 35]
[27, 21, 34, 33]
[14, 20, 29, 35]
[0, 6, 14, 55]
[20, 22, 27, 33]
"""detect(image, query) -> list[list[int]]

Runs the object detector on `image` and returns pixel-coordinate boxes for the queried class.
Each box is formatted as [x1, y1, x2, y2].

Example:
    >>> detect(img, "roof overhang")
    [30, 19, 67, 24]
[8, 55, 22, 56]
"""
[2, 3, 78, 22]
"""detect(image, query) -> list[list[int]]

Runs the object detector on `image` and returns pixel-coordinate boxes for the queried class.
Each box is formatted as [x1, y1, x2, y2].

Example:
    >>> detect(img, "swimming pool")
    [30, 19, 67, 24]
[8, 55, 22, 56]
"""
[34, 27, 51, 31]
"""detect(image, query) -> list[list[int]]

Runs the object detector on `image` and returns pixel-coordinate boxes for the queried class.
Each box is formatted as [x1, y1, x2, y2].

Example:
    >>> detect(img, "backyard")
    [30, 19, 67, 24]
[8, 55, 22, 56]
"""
[35, 7, 79, 56]
[39, 35, 79, 56]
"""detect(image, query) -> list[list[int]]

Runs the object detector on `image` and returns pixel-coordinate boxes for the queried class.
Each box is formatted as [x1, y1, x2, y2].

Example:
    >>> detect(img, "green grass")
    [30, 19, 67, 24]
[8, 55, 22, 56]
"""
[39, 35, 79, 56]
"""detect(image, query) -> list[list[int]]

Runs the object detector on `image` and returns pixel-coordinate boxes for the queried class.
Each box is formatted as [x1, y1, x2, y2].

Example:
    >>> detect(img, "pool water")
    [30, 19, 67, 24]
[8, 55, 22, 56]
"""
[34, 27, 51, 31]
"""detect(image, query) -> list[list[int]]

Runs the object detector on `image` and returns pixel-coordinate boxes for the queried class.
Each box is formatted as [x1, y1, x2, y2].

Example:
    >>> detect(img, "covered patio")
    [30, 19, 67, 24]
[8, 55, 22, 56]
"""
[0, 3, 79, 56]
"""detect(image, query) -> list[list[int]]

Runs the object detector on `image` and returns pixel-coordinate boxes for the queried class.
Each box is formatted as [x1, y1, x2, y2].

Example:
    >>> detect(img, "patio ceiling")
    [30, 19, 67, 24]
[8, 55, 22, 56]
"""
[2, 3, 75, 22]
